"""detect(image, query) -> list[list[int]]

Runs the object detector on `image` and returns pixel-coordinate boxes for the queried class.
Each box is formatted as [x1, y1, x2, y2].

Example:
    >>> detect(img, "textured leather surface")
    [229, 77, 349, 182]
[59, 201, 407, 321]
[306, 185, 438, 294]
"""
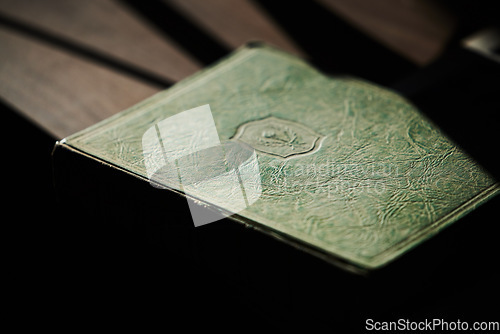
[64, 44, 498, 271]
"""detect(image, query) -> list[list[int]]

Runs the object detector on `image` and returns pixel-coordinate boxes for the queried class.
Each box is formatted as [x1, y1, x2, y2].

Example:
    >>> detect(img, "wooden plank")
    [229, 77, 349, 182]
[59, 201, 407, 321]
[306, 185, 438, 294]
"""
[0, 0, 201, 82]
[316, 0, 456, 65]
[165, 0, 305, 57]
[0, 26, 160, 139]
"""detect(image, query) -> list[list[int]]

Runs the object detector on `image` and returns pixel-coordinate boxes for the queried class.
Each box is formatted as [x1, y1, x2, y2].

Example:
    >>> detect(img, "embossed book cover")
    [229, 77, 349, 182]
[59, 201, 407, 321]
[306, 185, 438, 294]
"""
[53, 44, 499, 272]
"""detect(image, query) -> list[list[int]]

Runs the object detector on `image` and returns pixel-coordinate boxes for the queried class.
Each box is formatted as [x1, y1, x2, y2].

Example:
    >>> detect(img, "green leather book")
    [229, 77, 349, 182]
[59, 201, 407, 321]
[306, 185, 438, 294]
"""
[55, 43, 498, 273]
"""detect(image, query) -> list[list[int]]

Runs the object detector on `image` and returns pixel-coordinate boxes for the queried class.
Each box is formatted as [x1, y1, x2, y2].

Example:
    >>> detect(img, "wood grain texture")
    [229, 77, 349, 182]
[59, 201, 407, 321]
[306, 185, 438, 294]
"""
[165, 0, 305, 57]
[0, 0, 201, 82]
[0, 26, 160, 139]
[0, 0, 457, 140]
[316, 0, 456, 65]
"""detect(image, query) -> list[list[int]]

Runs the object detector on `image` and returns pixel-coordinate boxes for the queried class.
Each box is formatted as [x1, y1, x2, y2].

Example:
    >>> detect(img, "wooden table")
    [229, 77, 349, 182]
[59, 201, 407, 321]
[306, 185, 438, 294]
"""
[0, 0, 455, 139]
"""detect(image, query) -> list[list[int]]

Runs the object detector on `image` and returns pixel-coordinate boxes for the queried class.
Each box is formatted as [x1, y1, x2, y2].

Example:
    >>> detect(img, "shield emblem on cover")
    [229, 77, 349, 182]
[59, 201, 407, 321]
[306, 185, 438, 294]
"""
[232, 116, 323, 158]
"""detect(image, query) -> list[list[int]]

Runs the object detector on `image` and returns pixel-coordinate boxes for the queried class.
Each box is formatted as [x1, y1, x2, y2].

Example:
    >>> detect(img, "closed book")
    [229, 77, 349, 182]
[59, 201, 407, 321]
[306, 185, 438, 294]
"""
[53, 43, 498, 275]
